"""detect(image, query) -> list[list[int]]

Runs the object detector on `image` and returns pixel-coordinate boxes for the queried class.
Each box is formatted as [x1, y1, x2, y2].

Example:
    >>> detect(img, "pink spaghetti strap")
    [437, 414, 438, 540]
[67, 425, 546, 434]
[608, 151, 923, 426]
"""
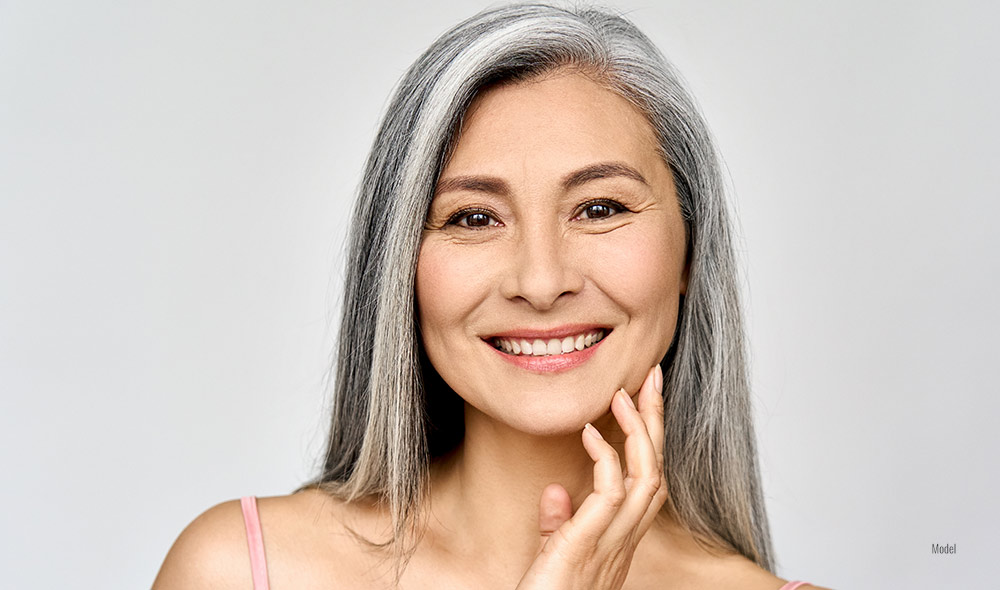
[240, 496, 270, 590]
[779, 582, 811, 590]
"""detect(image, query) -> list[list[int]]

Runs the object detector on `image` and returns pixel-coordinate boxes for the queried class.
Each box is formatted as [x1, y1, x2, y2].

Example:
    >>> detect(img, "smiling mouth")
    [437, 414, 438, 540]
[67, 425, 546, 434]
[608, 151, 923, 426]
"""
[490, 329, 607, 357]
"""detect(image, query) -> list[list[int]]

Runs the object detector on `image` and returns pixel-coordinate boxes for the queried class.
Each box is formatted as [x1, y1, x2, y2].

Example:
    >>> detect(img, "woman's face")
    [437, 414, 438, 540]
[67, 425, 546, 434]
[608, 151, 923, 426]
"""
[416, 70, 689, 436]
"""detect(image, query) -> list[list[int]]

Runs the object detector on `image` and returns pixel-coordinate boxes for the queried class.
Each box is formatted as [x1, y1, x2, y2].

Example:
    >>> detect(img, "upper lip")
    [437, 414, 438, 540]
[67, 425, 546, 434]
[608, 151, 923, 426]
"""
[482, 324, 611, 341]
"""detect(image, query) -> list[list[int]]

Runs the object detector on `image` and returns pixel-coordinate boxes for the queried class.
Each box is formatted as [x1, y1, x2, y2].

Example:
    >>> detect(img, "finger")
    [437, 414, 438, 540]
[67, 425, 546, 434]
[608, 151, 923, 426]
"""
[538, 483, 572, 544]
[635, 470, 669, 535]
[638, 364, 665, 468]
[559, 423, 626, 542]
[612, 385, 658, 486]
[634, 363, 669, 535]
[606, 382, 665, 539]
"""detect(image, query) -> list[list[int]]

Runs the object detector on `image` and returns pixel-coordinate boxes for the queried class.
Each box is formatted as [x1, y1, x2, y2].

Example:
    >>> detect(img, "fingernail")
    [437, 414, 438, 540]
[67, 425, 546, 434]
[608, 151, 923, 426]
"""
[619, 388, 636, 410]
[655, 364, 663, 392]
[584, 422, 603, 440]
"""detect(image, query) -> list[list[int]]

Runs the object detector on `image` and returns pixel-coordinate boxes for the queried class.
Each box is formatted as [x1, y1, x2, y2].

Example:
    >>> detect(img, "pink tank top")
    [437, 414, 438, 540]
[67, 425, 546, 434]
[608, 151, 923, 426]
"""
[239, 496, 812, 590]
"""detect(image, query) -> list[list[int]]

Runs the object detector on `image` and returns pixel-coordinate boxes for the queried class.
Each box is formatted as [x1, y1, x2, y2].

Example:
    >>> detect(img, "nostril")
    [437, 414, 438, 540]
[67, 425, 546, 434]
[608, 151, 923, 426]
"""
[500, 243, 586, 310]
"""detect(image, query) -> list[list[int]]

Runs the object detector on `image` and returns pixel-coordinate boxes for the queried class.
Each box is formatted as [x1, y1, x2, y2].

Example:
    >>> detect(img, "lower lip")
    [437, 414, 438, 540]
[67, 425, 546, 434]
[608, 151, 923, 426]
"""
[487, 336, 607, 373]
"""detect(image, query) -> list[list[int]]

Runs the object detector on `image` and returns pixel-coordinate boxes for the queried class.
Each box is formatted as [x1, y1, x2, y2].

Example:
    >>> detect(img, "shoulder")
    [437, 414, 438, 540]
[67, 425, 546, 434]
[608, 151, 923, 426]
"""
[633, 520, 833, 590]
[714, 560, 833, 590]
[152, 489, 390, 590]
[710, 556, 833, 590]
[258, 488, 394, 586]
[152, 498, 253, 589]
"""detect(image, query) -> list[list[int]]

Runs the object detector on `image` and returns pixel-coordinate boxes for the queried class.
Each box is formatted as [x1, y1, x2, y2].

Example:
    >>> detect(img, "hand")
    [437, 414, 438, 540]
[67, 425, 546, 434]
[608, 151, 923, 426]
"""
[516, 364, 668, 590]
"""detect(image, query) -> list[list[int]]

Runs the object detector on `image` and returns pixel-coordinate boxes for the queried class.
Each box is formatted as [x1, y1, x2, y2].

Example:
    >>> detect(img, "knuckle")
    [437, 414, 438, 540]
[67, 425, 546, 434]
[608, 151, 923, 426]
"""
[603, 486, 627, 508]
[601, 448, 623, 468]
[629, 414, 650, 434]
[653, 478, 668, 499]
[637, 475, 661, 499]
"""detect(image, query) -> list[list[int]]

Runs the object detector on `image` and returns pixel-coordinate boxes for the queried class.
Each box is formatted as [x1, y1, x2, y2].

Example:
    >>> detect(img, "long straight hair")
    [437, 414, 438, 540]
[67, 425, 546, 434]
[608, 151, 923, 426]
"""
[306, 1, 774, 574]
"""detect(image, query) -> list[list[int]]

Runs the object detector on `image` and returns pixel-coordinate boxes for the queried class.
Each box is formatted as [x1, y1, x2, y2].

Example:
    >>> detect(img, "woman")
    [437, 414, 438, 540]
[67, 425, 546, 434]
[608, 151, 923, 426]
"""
[154, 4, 826, 589]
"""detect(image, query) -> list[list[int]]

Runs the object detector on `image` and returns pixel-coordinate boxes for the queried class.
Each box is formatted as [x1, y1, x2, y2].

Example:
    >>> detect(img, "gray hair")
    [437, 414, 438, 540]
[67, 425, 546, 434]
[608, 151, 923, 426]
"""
[306, 1, 775, 574]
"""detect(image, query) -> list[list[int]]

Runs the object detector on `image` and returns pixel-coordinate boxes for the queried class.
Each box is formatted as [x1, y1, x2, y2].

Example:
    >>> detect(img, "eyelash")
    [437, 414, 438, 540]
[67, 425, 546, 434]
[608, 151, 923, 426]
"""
[445, 207, 500, 229]
[444, 199, 630, 229]
[574, 199, 629, 220]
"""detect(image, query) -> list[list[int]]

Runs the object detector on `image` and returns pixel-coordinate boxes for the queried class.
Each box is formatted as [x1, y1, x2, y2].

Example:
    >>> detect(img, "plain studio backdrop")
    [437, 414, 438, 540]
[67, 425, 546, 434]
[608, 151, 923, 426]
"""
[1, 0, 997, 588]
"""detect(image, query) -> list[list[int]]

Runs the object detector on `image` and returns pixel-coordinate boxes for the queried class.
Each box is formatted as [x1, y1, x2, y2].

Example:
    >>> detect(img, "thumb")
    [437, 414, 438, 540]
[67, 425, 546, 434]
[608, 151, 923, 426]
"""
[538, 483, 572, 544]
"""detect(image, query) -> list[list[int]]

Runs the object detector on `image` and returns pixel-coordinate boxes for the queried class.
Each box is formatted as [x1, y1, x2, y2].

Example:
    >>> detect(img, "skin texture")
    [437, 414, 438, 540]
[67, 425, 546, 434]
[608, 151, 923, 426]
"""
[151, 70, 828, 590]
[414, 70, 687, 588]
[417, 70, 688, 438]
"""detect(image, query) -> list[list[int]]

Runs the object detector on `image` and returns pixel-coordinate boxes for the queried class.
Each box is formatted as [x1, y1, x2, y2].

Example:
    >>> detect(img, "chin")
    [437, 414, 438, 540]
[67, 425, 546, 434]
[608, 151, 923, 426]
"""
[486, 389, 612, 437]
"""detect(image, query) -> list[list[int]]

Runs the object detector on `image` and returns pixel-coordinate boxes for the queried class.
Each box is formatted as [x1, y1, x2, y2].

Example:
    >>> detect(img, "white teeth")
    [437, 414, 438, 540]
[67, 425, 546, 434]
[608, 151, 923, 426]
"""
[493, 330, 607, 357]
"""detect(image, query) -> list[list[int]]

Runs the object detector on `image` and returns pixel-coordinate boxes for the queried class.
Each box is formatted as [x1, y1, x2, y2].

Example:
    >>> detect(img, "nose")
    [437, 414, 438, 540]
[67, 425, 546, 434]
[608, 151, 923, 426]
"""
[499, 223, 584, 310]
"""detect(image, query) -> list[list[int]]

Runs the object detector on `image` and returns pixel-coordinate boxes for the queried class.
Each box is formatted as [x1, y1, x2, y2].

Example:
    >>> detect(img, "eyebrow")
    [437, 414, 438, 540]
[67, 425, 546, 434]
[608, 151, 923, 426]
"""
[434, 161, 648, 197]
[434, 175, 511, 197]
[563, 161, 648, 189]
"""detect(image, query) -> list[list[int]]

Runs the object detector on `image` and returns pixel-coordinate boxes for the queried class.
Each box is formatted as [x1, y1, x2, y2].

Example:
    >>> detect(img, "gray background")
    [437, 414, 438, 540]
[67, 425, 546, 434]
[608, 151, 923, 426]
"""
[2, 1, 996, 588]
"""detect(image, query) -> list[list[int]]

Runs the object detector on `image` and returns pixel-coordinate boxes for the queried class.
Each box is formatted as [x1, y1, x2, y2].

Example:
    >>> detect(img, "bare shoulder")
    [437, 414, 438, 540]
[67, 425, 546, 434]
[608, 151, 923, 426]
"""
[152, 499, 253, 589]
[257, 488, 393, 587]
[632, 521, 833, 590]
[718, 559, 834, 590]
[711, 555, 834, 590]
[714, 556, 833, 590]
[153, 489, 387, 590]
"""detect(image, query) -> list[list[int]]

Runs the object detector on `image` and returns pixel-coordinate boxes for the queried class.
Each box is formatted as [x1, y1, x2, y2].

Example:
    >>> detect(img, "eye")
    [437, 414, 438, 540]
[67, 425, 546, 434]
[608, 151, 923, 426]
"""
[446, 208, 500, 228]
[577, 199, 627, 220]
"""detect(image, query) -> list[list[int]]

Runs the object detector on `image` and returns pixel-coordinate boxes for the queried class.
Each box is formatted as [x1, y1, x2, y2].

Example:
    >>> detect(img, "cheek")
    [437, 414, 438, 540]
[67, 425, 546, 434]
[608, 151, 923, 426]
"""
[583, 220, 685, 347]
[415, 240, 490, 338]
[592, 226, 683, 304]
[415, 239, 501, 408]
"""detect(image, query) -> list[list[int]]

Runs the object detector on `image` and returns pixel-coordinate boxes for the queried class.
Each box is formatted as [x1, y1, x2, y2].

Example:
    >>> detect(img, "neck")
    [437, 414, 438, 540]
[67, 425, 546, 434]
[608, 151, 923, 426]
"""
[426, 402, 636, 580]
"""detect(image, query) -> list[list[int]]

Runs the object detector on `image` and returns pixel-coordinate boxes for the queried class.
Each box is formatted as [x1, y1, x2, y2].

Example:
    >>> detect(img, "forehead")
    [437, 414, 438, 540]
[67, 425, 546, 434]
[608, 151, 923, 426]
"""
[443, 71, 665, 178]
